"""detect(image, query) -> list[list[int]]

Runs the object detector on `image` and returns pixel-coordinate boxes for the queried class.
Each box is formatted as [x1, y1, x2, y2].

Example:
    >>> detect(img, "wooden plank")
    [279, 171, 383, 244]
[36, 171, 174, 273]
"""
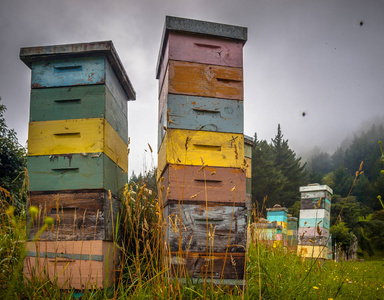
[30, 85, 128, 143]
[166, 61, 243, 100]
[245, 157, 251, 178]
[27, 154, 127, 195]
[166, 252, 245, 281]
[158, 95, 244, 150]
[298, 235, 330, 246]
[31, 56, 106, 88]
[244, 142, 252, 159]
[298, 227, 330, 238]
[164, 203, 247, 252]
[159, 164, 246, 206]
[297, 245, 328, 259]
[28, 118, 128, 172]
[157, 129, 245, 178]
[300, 197, 331, 211]
[24, 240, 119, 290]
[299, 209, 330, 220]
[158, 32, 243, 91]
[299, 217, 330, 229]
[28, 189, 119, 241]
[301, 190, 332, 200]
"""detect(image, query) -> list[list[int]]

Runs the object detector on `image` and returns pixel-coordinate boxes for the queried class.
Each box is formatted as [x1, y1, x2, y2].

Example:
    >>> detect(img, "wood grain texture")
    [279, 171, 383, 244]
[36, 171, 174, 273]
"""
[166, 252, 245, 281]
[299, 217, 330, 229]
[298, 227, 330, 238]
[297, 245, 328, 259]
[298, 235, 329, 246]
[245, 157, 251, 178]
[244, 143, 252, 159]
[301, 190, 332, 200]
[166, 61, 243, 100]
[24, 240, 119, 290]
[158, 95, 243, 150]
[28, 118, 128, 172]
[27, 154, 127, 195]
[159, 164, 246, 206]
[164, 203, 247, 252]
[158, 32, 243, 92]
[30, 85, 128, 143]
[157, 129, 245, 178]
[28, 190, 119, 241]
[31, 56, 106, 88]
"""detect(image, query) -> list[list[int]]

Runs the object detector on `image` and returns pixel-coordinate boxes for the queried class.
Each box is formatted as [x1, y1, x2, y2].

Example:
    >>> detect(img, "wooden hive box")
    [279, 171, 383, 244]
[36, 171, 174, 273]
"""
[298, 227, 330, 239]
[297, 245, 328, 260]
[156, 16, 247, 96]
[166, 252, 245, 286]
[30, 85, 128, 143]
[24, 240, 119, 290]
[28, 189, 119, 241]
[27, 153, 127, 197]
[164, 202, 247, 253]
[159, 164, 246, 206]
[158, 94, 243, 149]
[157, 129, 245, 179]
[28, 118, 128, 172]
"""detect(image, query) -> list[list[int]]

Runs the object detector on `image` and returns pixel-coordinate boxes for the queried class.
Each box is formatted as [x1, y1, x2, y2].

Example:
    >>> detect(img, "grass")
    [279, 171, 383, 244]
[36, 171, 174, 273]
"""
[1, 181, 384, 299]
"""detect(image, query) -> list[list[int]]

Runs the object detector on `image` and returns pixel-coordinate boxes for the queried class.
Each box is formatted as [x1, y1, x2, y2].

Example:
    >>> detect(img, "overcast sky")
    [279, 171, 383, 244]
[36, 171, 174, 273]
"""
[1, 0, 383, 176]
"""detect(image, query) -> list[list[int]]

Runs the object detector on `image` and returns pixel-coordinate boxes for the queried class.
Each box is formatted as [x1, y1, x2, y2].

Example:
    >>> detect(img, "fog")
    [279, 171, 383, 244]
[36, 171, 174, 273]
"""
[1, 0, 383, 175]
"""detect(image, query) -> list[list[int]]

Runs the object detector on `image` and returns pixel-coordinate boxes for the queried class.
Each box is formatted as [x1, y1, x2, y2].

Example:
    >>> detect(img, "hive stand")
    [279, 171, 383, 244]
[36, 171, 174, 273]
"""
[20, 41, 136, 290]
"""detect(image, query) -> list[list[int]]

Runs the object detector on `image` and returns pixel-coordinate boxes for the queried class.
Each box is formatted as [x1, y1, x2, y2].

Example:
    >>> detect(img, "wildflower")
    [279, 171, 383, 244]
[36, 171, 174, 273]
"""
[313, 286, 319, 290]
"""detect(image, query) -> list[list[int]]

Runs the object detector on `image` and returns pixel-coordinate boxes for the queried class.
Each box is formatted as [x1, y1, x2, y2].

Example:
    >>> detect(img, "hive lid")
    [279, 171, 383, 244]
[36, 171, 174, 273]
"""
[20, 40, 136, 100]
[156, 16, 248, 79]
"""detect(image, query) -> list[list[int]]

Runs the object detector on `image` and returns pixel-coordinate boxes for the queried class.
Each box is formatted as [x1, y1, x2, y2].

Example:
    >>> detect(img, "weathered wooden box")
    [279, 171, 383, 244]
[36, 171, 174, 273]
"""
[298, 227, 330, 239]
[27, 153, 127, 196]
[28, 118, 128, 172]
[159, 164, 246, 206]
[24, 240, 119, 290]
[158, 31, 244, 92]
[158, 94, 243, 149]
[159, 61, 243, 106]
[297, 245, 328, 260]
[164, 203, 247, 253]
[30, 85, 128, 143]
[166, 252, 245, 285]
[28, 189, 119, 241]
[157, 129, 245, 178]
[301, 197, 331, 211]
[299, 217, 330, 230]
[299, 235, 330, 246]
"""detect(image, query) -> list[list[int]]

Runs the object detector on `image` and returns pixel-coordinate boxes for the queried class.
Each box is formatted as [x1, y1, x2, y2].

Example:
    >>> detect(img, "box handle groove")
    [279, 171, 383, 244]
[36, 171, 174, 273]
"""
[194, 218, 224, 223]
[53, 132, 81, 137]
[194, 178, 222, 183]
[192, 108, 220, 114]
[51, 167, 79, 172]
[54, 99, 81, 103]
[216, 78, 242, 83]
[193, 144, 221, 151]
[54, 65, 82, 72]
[194, 43, 221, 49]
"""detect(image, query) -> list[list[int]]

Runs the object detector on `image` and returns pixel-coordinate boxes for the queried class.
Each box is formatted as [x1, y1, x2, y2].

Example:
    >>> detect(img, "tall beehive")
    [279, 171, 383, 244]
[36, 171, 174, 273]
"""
[20, 41, 136, 289]
[156, 16, 247, 285]
[298, 184, 332, 260]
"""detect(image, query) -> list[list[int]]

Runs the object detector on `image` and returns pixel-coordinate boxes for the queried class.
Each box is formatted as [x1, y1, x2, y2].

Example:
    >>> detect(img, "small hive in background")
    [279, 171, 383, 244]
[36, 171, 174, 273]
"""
[156, 16, 248, 286]
[287, 215, 298, 251]
[266, 204, 288, 246]
[298, 184, 332, 260]
[20, 41, 136, 289]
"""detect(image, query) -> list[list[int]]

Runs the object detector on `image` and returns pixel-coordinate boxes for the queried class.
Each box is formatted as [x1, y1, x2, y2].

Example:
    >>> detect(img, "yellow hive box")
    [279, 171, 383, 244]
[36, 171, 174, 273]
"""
[28, 118, 128, 172]
[157, 129, 244, 179]
[297, 245, 328, 259]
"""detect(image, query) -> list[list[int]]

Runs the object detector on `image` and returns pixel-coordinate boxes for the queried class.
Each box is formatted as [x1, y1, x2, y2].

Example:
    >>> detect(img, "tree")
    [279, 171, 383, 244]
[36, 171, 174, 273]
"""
[0, 100, 26, 207]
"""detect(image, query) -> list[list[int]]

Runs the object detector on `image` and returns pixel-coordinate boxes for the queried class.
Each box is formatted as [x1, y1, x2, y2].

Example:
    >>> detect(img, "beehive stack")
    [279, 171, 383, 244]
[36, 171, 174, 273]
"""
[156, 16, 248, 285]
[266, 205, 288, 246]
[298, 184, 332, 259]
[287, 215, 298, 251]
[20, 41, 135, 289]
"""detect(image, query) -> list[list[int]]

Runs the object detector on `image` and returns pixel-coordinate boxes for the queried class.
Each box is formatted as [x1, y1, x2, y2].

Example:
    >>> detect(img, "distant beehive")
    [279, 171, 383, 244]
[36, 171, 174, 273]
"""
[287, 215, 298, 251]
[298, 184, 333, 260]
[20, 41, 135, 289]
[267, 205, 288, 246]
[156, 16, 248, 286]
